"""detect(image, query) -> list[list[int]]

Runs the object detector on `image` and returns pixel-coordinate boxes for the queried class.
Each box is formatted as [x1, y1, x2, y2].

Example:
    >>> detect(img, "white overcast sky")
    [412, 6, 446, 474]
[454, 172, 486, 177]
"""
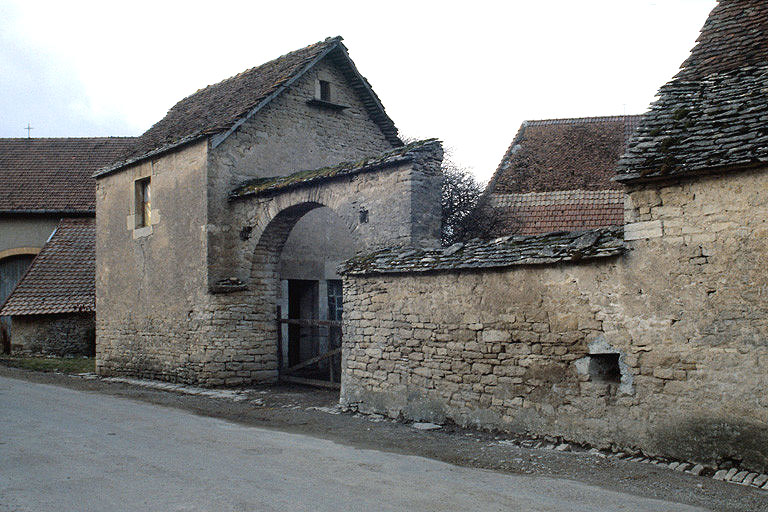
[0, 0, 716, 181]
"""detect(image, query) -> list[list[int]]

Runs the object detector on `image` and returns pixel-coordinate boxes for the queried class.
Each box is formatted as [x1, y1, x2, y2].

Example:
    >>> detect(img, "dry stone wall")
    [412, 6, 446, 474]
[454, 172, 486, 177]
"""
[12, 313, 95, 356]
[341, 165, 768, 472]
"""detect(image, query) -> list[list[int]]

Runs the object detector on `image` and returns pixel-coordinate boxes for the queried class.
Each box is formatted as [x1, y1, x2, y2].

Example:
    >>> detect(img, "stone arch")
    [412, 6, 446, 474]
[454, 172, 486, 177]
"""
[246, 199, 355, 379]
[0, 247, 41, 260]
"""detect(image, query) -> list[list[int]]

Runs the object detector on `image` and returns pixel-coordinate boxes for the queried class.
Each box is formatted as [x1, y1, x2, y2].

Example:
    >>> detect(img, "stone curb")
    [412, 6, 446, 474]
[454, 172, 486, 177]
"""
[508, 438, 768, 492]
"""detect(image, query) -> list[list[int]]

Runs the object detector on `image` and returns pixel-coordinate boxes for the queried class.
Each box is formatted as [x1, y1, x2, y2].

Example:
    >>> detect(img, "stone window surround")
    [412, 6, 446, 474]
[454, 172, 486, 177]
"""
[126, 169, 160, 240]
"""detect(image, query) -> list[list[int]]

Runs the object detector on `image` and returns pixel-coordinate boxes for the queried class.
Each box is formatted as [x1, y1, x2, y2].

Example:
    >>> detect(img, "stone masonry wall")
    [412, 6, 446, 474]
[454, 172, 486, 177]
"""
[206, 55, 395, 288]
[12, 313, 95, 356]
[341, 166, 768, 472]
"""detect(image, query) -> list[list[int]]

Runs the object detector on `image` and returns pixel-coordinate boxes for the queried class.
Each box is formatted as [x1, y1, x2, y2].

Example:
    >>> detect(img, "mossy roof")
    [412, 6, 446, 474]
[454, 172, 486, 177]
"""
[230, 139, 438, 200]
[616, 1, 768, 182]
[340, 226, 625, 276]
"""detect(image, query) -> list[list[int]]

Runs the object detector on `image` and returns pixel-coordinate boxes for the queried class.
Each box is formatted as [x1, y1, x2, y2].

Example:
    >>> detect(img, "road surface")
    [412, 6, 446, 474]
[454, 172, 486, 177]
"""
[0, 375, 705, 511]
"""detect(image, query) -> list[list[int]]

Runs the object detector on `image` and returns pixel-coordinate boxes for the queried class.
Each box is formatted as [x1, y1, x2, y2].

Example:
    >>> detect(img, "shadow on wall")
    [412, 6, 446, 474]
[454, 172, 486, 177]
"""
[651, 417, 768, 471]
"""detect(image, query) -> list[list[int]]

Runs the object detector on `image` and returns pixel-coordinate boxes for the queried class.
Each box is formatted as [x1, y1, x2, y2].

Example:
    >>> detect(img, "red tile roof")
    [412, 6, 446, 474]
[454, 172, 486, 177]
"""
[98, 36, 401, 177]
[0, 218, 95, 316]
[0, 138, 135, 212]
[490, 190, 624, 236]
[489, 116, 642, 194]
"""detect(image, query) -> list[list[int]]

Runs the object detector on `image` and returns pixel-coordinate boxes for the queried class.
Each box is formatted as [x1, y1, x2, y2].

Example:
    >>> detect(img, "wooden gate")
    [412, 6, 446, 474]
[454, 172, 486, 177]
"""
[277, 313, 342, 389]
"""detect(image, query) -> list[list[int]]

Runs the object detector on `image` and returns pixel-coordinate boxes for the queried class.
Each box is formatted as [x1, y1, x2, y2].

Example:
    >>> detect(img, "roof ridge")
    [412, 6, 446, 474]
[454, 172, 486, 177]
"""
[0, 136, 136, 141]
[525, 115, 643, 127]
[174, 36, 343, 105]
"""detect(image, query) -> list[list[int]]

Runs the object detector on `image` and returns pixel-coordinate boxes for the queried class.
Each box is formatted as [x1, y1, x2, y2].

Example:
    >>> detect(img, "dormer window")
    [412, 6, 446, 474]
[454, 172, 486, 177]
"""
[307, 79, 348, 111]
[319, 80, 331, 102]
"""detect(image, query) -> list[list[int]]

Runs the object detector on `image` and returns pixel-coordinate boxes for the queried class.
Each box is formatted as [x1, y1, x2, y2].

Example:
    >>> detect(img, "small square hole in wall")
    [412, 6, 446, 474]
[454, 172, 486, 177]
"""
[359, 208, 369, 224]
[588, 353, 621, 383]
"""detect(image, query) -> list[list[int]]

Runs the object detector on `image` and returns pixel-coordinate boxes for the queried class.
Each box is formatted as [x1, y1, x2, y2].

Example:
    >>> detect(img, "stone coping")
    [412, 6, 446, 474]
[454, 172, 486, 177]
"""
[229, 139, 439, 200]
[339, 226, 625, 276]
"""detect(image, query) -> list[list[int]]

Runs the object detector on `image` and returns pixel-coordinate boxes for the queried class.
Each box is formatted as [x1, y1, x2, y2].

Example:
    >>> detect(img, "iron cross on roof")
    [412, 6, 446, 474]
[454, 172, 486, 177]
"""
[25, 123, 33, 138]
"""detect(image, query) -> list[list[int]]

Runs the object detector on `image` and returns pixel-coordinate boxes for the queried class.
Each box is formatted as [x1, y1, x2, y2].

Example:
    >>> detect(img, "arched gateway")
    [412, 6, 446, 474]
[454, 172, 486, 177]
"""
[97, 140, 443, 387]
[94, 36, 442, 387]
[205, 140, 444, 387]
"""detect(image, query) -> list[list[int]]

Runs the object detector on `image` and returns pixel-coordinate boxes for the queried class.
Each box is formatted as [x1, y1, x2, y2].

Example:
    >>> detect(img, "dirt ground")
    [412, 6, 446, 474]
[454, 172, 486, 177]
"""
[2, 365, 765, 512]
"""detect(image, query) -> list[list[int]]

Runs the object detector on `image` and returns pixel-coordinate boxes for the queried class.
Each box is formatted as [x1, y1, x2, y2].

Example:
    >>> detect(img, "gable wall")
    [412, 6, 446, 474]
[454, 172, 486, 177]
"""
[341, 165, 768, 472]
[206, 56, 395, 287]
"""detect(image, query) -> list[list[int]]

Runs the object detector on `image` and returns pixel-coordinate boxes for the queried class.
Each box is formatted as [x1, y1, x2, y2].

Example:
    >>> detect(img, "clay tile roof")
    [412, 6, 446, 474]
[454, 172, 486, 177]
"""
[489, 190, 625, 236]
[98, 36, 401, 177]
[230, 139, 440, 200]
[617, 0, 768, 182]
[488, 116, 642, 194]
[0, 138, 135, 212]
[0, 218, 95, 316]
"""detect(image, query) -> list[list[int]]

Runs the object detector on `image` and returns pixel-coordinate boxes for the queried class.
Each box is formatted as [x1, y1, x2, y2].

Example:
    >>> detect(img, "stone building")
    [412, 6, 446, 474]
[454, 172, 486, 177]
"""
[339, 0, 768, 473]
[0, 218, 96, 355]
[485, 116, 641, 235]
[0, 137, 133, 352]
[95, 37, 442, 385]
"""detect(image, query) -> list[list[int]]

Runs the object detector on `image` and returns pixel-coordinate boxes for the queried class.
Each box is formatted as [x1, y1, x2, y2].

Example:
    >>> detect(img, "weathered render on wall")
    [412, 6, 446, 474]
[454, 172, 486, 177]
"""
[0, 217, 58, 256]
[96, 141, 210, 381]
[340, 166, 768, 472]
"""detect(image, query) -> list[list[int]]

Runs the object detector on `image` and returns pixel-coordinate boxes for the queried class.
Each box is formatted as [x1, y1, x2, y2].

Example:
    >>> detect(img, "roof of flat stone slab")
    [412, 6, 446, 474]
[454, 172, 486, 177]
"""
[616, 0, 768, 183]
[0, 218, 94, 316]
[96, 36, 401, 178]
[339, 226, 625, 276]
[230, 139, 440, 200]
[488, 116, 642, 195]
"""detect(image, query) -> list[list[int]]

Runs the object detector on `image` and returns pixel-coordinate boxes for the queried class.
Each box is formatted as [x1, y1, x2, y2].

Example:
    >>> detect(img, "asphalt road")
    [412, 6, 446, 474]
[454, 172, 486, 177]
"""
[0, 376, 707, 511]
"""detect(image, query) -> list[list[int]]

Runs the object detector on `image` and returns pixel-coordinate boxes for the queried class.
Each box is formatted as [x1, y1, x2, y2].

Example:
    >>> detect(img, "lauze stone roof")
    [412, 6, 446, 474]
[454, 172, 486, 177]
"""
[98, 36, 401, 177]
[617, 0, 768, 182]
[489, 116, 642, 194]
[0, 138, 134, 212]
[340, 226, 625, 276]
[0, 218, 95, 316]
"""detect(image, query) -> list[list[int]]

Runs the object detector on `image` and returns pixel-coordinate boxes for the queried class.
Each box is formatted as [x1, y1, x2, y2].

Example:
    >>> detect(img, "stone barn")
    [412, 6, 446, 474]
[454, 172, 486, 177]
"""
[0, 218, 96, 355]
[0, 137, 133, 353]
[95, 37, 442, 386]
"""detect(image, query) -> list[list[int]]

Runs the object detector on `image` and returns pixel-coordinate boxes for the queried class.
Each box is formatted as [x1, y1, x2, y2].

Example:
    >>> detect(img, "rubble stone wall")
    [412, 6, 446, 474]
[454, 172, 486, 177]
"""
[12, 313, 95, 356]
[341, 166, 768, 472]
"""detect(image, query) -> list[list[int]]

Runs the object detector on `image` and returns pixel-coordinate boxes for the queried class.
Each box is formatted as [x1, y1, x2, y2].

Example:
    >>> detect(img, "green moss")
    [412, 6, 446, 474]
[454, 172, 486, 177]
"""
[673, 107, 691, 121]
[660, 137, 681, 153]
[231, 139, 437, 199]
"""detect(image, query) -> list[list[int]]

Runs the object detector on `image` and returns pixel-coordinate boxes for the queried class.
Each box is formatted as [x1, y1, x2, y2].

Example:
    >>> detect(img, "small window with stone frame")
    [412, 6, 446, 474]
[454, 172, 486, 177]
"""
[135, 177, 151, 228]
[319, 80, 332, 102]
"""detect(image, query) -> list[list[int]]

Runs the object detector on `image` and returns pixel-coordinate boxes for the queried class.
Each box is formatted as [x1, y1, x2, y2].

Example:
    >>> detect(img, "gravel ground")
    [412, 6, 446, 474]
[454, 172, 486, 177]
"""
[1, 365, 765, 512]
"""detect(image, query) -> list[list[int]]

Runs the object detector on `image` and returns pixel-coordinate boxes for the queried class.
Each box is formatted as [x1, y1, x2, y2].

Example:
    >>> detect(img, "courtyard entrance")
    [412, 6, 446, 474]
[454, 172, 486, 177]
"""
[277, 278, 342, 389]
